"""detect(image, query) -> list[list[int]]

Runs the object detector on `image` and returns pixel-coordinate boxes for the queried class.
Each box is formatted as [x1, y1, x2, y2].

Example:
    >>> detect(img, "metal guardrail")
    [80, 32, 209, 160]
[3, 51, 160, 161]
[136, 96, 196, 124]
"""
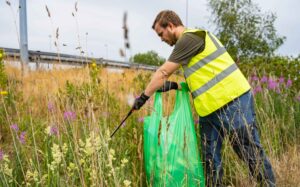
[1, 47, 158, 71]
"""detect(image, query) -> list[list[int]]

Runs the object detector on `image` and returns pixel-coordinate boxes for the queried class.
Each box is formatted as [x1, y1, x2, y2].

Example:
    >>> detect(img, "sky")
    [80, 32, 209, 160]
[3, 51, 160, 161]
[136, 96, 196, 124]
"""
[0, 0, 299, 62]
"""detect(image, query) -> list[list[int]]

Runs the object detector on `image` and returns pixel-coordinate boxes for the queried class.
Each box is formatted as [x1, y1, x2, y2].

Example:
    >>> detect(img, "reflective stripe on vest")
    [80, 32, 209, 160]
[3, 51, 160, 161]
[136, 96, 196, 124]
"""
[182, 29, 251, 116]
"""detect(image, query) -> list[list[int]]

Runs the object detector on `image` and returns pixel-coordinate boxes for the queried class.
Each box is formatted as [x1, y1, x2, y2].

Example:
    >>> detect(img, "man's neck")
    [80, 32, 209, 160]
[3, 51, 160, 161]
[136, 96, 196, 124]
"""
[175, 26, 186, 40]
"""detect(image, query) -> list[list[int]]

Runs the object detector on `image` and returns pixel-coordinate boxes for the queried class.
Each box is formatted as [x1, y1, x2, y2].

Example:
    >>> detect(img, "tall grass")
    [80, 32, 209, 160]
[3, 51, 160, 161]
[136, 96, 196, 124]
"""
[0, 59, 299, 186]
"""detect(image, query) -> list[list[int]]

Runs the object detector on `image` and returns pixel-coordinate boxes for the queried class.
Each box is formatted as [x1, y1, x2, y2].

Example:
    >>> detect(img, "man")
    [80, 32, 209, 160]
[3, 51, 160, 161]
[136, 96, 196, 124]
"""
[133, 10, 275, 187]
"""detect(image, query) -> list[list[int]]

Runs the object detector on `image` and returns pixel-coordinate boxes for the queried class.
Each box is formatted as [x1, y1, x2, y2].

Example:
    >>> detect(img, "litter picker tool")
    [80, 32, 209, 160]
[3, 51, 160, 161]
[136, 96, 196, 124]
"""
[110, 108, 135, 138]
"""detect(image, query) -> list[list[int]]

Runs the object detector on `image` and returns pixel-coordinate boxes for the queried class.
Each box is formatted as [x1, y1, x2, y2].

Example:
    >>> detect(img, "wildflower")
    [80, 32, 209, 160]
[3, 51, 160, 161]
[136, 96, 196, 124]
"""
[253, 85, 262, 95]
[194, 119, 199, 125]
[121, 158, 128, 167]
[0, 91, 8, 95]
[275, 88, 281, 94]
[10, 124, 19, 132]
[278, 76, 285, 84]
[286, 79, 292, 87]
[47, 102, 55, 112]
[45, 126, 58, 136]
[62, 143, 68, 155]
[251, 75, 259, 82]
[64, 111, 76, 121]
[49, 143, 63, 171]
[121, 121, 126, 127]
[268, 79, 277, 90]
[91, 62, 97, 68]
[19, 131, 26, 144]
[138, 117, 144, 123]
[84, 137, 94, 156]
[123, 180, 131, 187]
[50, 126, 59, 136]
[260, 76, 268, 83]
[108, 149, 116, 161]
[0, 149, 4, 161]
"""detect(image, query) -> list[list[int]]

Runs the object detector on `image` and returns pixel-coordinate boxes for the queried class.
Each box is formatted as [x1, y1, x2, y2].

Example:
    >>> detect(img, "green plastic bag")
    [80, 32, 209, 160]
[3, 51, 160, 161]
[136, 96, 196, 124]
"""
[144, 82, 205, 187]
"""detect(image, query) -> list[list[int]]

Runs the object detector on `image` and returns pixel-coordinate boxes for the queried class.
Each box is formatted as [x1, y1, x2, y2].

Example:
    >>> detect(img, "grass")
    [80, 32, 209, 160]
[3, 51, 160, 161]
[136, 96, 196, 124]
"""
[0, 62, 299, 186]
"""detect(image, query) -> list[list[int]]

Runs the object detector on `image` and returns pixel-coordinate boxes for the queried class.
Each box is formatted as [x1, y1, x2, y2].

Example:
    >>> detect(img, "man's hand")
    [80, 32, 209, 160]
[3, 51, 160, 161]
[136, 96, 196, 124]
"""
[133, 93, 150, 110]
[157, 81, 178, 92]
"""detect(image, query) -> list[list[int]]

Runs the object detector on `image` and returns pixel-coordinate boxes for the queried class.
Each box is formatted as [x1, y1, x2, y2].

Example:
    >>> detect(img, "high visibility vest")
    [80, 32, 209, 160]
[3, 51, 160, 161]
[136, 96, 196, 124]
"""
[182, 29, 251, 117]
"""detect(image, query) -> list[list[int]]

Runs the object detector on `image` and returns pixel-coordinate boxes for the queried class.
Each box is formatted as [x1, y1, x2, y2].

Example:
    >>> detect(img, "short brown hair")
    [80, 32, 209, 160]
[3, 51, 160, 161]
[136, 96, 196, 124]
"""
[152, 10, 183, 29]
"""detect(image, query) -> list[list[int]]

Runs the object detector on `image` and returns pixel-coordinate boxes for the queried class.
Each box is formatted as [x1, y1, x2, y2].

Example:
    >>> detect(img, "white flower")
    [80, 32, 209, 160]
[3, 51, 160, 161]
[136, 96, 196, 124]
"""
[123, 179, 131, 187]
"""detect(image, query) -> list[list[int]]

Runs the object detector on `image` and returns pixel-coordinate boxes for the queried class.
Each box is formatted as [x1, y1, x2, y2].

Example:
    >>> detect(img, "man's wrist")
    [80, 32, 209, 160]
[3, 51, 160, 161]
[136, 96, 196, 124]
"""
[141, 92, 150, 101]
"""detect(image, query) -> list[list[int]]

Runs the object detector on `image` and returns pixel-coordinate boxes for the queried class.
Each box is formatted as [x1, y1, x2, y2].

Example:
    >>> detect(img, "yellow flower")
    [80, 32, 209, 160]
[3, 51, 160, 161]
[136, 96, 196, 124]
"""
[0, 51, 3, 60]
[91, 62, 97, 68]
[0, 91, 8, 95]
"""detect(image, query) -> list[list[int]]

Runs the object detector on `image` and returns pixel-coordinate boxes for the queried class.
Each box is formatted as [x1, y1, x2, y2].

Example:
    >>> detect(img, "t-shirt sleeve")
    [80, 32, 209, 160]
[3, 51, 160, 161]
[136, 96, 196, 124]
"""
[168, 32, 205, 65]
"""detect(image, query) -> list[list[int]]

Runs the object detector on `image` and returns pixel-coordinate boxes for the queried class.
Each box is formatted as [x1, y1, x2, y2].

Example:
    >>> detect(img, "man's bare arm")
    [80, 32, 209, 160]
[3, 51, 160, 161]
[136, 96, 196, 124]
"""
[144, 61, 181, 97]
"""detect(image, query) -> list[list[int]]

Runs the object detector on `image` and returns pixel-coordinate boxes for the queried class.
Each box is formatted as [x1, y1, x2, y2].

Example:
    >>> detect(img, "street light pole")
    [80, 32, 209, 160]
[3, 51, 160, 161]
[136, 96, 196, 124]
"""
[186, 0, 189, 27]
[19, 0, 29, 74]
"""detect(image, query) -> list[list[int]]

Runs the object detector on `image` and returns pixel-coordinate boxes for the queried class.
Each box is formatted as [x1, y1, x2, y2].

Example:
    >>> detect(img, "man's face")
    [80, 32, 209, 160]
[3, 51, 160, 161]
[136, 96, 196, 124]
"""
[154, 23, 177, 46]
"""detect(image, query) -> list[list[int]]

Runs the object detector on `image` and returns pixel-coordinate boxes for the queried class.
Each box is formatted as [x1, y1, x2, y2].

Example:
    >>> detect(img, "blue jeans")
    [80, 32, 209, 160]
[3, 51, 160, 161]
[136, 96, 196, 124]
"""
[199, 91, 276, 187]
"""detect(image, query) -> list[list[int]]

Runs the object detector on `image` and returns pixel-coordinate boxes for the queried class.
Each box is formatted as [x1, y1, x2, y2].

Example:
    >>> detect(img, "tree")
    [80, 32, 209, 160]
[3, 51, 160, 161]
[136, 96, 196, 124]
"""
[130, 50, 165, 66]
[207, 0, 286, 61]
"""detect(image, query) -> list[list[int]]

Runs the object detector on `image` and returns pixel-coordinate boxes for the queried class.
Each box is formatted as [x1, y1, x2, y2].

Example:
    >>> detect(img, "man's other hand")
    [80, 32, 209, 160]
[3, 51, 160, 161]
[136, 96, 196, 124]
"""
[157, 81, 178, 92]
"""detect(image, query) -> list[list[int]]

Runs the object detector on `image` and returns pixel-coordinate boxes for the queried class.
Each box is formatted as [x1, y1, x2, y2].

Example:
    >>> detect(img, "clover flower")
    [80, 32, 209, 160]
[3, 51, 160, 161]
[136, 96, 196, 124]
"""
[10, 124, 19, 132]
[47, 102, 55, 112]
[64, 111, 76, 121]
[268, 79, 277, 90]
[45, 126, 59, 136]
[286, 79, 292, 87]
[19, 131, 26, 144]
[278, 76, 285, 83]
[260, 76, 268, 83]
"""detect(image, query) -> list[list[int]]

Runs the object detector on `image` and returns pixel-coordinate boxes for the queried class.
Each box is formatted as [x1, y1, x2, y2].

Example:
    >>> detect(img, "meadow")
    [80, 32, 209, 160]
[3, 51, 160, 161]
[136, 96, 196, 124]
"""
[0, 55, 299, 186]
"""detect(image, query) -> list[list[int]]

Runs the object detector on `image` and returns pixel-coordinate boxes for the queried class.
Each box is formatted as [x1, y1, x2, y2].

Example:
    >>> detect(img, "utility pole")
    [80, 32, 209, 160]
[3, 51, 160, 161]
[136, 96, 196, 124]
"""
[19, 0, 29, 75]
[186, 0, 189, 27]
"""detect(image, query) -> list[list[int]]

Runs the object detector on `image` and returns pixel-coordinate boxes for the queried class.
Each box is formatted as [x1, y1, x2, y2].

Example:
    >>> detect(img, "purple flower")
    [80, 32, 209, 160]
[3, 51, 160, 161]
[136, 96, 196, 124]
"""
[138, 117, 144, 123]
[261, 76, 268, 83]
[268, 79, 277, 90]
[64, 111, 76, 121]
[50, 126, 59, 136]
[0, 149, 4, 161]
[194, 119, 199, 125]
[278, 76, 285, 84]
[10, 124, 19, 132]
[275, 88, 281, 94]
[19, 131, 26, 144]
[48, 102, 55, 112]
[121, 122, 126, 128]
[253, 85, 262, 95]
[251, 75, 259, 82]
[286, 79, 292, 87]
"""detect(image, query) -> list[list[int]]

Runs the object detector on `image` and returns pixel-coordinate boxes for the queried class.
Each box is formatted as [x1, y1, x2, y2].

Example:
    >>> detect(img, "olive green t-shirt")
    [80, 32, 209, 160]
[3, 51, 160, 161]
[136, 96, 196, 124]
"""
[168, 32, 205, 65]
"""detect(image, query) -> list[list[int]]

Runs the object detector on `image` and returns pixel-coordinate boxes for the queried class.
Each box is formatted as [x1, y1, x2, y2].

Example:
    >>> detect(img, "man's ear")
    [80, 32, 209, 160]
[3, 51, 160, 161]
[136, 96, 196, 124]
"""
[168, 22, 175, 29]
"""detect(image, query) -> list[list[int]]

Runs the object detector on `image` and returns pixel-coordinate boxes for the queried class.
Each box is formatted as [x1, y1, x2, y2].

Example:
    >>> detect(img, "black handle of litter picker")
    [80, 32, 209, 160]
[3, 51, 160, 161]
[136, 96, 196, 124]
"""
[110, 108, 135, 138]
